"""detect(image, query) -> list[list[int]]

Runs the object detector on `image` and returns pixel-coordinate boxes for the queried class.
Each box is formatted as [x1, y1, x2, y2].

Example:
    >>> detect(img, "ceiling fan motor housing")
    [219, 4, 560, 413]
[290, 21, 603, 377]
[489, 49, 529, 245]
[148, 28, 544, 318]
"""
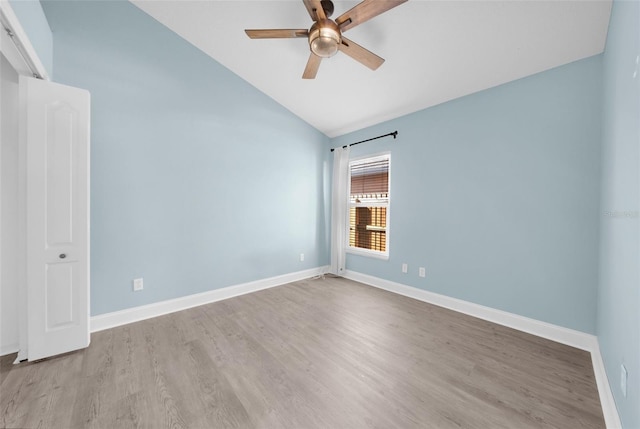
[309, 20, 341, 58]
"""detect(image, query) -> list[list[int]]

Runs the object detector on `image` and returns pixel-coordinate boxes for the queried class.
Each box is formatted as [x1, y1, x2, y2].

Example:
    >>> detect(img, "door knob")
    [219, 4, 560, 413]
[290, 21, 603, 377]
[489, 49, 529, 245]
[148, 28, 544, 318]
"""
[59, 253, 66, 259]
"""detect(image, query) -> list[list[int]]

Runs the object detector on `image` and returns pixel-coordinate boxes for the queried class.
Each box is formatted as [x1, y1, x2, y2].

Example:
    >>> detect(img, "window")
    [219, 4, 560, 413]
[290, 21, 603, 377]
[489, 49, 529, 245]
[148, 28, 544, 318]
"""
[348, 154, 390, 258]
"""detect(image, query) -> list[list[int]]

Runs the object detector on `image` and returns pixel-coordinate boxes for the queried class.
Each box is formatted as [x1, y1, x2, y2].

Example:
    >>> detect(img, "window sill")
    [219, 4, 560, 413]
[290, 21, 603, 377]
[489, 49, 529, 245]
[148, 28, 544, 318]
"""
[346, 247, 389, 260]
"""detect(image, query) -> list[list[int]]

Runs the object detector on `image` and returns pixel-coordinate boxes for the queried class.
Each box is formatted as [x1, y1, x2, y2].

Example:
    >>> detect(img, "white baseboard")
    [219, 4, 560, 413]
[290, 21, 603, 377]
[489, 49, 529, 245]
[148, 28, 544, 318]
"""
[344, 270, 596, 350]
[343, 270, 621, 429]
[90, 266, 328, 333]
[591, 340, 623, 429]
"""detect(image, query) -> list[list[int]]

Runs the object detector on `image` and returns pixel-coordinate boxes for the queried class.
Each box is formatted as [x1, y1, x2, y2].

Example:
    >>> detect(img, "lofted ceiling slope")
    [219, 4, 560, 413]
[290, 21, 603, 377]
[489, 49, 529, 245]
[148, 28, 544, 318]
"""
[131, 0, 612, 137]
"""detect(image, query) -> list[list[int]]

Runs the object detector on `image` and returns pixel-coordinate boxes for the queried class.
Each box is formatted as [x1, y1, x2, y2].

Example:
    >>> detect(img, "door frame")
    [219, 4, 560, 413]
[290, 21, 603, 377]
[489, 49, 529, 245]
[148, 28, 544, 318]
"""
[0, 0, 50, 81]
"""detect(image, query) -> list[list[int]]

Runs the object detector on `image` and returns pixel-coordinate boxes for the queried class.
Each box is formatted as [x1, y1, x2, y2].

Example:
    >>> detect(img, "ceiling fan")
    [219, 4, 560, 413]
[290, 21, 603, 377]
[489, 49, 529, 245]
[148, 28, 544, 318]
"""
[245, 0, 407, 79]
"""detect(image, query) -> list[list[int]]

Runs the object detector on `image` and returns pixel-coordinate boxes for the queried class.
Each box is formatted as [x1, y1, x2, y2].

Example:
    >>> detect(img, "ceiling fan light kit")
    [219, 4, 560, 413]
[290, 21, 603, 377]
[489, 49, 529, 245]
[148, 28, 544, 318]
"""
[309, 21, 341, 58]
[245, 0, 407, 79]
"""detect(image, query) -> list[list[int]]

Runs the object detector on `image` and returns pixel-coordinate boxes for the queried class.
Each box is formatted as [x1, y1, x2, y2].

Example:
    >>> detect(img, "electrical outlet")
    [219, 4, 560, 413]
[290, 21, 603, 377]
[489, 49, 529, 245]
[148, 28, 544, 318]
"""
[402, 263, 408, 273]
[621, 364, 628, 397]
[419, 267, 426, 278]
[133, 278, 144, 291]
[300, 253, 305, 262]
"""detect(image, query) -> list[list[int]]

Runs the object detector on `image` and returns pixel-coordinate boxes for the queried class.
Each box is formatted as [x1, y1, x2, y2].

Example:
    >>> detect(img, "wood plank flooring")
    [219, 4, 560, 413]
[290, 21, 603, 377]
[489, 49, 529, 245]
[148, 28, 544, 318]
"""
[1, 276, 605, 428]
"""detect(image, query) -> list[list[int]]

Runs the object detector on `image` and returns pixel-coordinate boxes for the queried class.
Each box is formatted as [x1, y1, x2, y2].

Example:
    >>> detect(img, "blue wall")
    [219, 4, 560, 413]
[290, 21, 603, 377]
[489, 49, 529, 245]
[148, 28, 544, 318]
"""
[598, 0, 640, 427]
[8, 0, 53, 77]
[331, 56, 603, 334]
[41, 0, 330, 316]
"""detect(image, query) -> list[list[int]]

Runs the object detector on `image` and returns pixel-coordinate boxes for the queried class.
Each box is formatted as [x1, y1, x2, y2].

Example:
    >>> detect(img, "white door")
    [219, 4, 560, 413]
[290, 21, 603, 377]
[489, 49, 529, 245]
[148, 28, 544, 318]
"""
[22, 76, 90, 361]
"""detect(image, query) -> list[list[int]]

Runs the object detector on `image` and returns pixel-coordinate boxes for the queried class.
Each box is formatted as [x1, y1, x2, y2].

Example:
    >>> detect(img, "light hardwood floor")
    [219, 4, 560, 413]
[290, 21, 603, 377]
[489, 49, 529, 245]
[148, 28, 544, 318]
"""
[1, 276, 604, 428]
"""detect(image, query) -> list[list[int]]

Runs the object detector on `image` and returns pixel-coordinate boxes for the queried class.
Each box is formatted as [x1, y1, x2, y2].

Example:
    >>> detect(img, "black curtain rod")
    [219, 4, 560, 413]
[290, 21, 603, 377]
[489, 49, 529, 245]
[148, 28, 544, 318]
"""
[330, 131, 398, 152]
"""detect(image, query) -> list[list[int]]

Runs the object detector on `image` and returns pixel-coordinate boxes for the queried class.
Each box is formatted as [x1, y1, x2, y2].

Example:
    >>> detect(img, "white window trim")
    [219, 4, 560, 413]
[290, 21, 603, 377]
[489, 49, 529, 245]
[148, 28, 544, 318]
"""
[345, 152, 391, 260]
[346, 246, 390, 260]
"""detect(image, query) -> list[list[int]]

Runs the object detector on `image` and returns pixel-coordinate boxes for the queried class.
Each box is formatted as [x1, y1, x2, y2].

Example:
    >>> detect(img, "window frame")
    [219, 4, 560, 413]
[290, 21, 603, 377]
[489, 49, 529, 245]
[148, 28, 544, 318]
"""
[345, 152, 391, 260]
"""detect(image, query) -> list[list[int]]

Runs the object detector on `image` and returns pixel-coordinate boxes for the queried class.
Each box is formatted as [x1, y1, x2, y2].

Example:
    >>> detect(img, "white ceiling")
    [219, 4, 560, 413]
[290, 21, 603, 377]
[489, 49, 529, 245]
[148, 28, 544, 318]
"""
[131, 0, 612, 137]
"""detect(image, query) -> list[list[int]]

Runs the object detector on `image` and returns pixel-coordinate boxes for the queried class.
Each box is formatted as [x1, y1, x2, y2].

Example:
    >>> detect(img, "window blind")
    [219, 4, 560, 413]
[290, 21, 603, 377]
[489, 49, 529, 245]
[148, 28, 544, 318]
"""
[350, 157, 389, 202]
[348, 155, 390, 253]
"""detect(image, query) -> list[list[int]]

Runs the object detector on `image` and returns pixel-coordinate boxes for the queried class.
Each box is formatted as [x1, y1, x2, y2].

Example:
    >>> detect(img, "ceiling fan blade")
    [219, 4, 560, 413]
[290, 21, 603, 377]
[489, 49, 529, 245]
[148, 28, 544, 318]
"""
[336, 0, 407, 32]
[303, 53, 322, 79]
[302, 0, 322, 21]
[339, 36, 384, 70]
[245, 29, 309, 39]
[309, 0, 326, 21]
